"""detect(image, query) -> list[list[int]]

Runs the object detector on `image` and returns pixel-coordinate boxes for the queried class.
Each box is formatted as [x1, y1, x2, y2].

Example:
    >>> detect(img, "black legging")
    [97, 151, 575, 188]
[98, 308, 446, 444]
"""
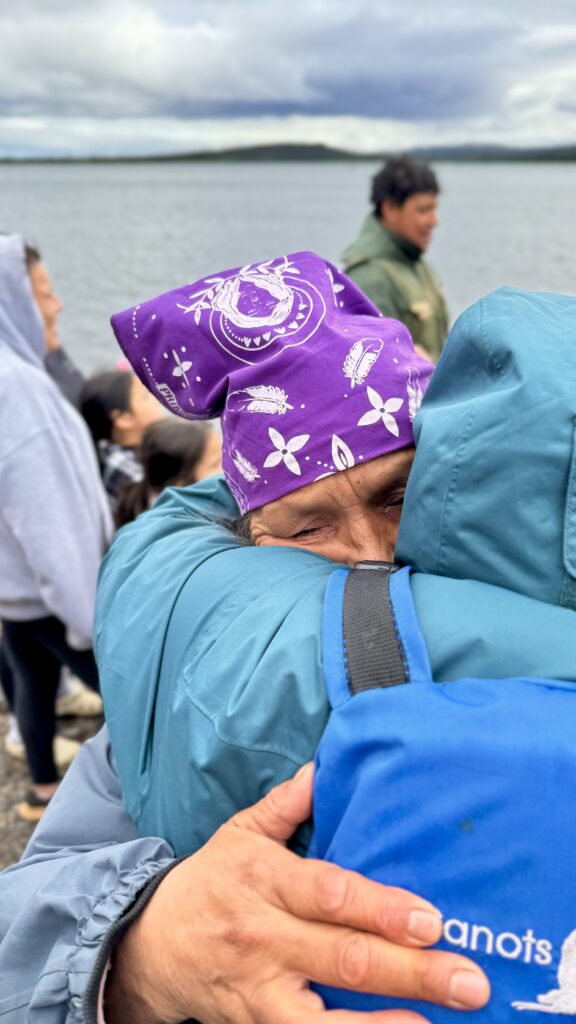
[0, 636, 15, 709]
[1, 617, 99, 784]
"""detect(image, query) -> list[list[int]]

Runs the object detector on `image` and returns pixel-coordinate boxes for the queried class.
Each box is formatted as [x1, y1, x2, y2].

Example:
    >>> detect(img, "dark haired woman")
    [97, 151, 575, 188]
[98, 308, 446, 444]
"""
[80, 369, 164, 515]
[115, 419, 221, 527]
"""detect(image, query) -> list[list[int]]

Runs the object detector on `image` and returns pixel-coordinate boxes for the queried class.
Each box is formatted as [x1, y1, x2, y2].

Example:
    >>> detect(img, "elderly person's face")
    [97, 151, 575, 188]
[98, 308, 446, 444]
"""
[250, 447, 413, 565]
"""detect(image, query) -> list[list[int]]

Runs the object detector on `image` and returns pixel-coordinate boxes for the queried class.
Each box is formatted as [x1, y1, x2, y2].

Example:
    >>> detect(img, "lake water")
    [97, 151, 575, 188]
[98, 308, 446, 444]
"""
[1, 160, 575, 371]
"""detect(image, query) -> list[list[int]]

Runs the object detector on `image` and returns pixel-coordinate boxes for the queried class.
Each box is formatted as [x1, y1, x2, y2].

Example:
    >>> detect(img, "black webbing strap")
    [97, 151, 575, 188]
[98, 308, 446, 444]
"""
[343, 560, 410, 695]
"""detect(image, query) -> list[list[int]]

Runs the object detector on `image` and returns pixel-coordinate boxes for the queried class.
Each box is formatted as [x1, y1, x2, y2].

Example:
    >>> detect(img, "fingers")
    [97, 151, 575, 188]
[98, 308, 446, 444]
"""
[260, 852, 442, 948]
[204, 767, 490, 1017]
[257, 977, 434, 1024]
[229, 765, 444, 948]
[270, 915, 490, 1011]
[319, 1014, 431, 1024]
[229, 762, 314, 843]
[230, 767, 442, 948]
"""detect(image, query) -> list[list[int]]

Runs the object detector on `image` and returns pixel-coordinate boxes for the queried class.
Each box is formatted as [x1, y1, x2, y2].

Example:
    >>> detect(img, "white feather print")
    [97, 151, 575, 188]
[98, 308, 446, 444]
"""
[407, 367, 424, 422]
[232, 449, 260, 483]
[343, 339, 383, 388]
[228, 385, 294, 415]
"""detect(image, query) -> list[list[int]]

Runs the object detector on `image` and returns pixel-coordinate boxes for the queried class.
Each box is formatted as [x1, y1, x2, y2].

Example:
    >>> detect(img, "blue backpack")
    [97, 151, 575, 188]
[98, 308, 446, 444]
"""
[310, 562, 576, 1021]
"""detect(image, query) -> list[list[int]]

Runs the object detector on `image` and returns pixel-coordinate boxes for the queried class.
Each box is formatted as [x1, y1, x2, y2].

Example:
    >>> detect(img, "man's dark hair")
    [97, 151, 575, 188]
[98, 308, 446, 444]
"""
[24, 242, 41, 268]
[371, 155, 439, 215]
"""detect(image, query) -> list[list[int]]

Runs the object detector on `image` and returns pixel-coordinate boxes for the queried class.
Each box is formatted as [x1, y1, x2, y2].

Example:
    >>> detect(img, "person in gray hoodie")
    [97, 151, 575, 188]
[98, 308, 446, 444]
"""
[0, 234, 112, 819]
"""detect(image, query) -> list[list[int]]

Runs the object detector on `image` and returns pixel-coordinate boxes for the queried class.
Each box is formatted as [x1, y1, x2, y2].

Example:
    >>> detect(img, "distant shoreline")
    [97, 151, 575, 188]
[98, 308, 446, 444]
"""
[2, 142, 576, 164]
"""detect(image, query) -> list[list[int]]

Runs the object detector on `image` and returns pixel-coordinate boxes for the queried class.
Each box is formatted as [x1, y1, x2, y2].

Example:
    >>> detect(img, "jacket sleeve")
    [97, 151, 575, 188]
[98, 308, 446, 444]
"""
[1, 428, 109, 645]
[44, 348, 86, 410]
[0, 727, 176, 1023]
[344, 261, 402, 319]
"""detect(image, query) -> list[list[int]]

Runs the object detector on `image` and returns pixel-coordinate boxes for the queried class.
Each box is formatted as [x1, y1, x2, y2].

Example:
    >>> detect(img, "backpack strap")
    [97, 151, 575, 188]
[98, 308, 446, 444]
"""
[322, 562, 432, 710]
[343, 561, 409, 694]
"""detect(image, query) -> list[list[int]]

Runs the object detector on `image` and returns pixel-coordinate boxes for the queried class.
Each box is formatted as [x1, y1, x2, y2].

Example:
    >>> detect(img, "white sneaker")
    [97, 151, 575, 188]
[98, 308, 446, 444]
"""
[4, 732, 81, 770]
[4, 732, 26, 761]
[56, 677, 103, 718]
[53, 734, 82, 770]
[5, 711, 22, 743]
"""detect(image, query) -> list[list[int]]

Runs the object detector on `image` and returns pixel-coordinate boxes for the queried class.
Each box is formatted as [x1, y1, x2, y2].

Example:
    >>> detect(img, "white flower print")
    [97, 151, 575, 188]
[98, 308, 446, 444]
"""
[171, 349, 193, 387]
[357, 386, 404, 437]
[263, 427, 310, 476]
[331, 435, 355, 471]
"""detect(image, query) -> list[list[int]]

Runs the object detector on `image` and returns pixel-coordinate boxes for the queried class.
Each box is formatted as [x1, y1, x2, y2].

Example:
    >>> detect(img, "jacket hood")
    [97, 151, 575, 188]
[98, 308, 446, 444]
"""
[396, 287, 576, 611]
[0, 234, 45, 369]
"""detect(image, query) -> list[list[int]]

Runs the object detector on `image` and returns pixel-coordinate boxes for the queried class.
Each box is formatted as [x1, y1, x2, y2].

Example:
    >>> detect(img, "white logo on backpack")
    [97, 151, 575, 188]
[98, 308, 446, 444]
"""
[443, 918, 553, 965]
[513, 928, 576, 1015]
[443, 919, 576, 1015]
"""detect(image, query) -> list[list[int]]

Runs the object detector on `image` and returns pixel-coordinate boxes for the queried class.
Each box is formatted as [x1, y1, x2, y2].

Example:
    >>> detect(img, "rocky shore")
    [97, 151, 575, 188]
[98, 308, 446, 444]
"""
[0, 699, 102, 871]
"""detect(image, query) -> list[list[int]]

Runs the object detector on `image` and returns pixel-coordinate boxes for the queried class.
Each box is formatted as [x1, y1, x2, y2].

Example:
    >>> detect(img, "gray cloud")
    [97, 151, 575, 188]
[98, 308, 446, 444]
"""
[0, 0, 575, 153]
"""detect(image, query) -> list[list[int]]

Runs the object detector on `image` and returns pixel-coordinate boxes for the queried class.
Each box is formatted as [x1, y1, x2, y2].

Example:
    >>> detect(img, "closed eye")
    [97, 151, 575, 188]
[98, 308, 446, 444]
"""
[290, 519, 332, 540]
[373, 489, 406, 514]
[291, 525, 323, 539]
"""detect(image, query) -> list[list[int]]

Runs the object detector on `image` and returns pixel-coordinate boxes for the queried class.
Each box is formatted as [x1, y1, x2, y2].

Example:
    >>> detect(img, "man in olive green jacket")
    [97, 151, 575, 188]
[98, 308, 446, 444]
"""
[343, 155, 449, 361]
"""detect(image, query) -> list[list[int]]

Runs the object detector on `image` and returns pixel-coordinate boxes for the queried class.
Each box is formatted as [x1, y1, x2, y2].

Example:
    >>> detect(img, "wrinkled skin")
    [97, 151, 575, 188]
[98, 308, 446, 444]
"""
[251, 449, 413, 564]
[107, 766, 489, 1024]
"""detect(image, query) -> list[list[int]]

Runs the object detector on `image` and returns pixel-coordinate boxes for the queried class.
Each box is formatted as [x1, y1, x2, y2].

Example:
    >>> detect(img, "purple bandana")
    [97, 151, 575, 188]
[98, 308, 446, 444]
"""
[111, 252, 433, 512]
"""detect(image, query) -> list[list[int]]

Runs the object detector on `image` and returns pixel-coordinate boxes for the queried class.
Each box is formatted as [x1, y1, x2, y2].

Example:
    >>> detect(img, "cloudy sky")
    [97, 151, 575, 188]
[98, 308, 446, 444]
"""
[1, 0, 576, 157]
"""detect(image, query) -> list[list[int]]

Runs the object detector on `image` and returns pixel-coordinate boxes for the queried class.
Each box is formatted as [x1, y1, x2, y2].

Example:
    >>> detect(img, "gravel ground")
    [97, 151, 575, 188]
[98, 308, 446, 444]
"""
[0, 701, 102, 871]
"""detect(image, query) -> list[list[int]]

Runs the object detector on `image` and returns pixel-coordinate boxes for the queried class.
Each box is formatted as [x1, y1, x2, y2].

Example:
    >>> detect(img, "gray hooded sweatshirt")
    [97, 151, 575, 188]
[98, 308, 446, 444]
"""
[0, 234, 112, 646]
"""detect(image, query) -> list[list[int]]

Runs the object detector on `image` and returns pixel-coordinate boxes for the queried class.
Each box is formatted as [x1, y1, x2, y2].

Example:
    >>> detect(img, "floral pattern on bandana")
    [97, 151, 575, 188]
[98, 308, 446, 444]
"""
[264, 428, 310, 477]
[111, 251, 434, 512]
[175, 256, 326, 365]
[358, 387, 404, 436]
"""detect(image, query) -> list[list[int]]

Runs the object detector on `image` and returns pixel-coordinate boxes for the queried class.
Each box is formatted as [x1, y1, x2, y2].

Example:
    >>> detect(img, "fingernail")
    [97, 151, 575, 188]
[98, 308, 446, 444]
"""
[407, 908, 443, 944]
[294, 762, 313, 781]
[448, 969, 490, 1009]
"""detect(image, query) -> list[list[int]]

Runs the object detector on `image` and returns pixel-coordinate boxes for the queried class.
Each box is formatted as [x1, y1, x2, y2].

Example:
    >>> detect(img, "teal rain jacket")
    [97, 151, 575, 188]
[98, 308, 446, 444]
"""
[97, 287, 576, 859]
[95, 480, 340, 856]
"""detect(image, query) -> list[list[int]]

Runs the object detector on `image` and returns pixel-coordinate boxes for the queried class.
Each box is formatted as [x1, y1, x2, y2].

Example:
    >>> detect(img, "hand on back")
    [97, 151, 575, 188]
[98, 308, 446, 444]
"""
[106, 764, 490, 1024]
